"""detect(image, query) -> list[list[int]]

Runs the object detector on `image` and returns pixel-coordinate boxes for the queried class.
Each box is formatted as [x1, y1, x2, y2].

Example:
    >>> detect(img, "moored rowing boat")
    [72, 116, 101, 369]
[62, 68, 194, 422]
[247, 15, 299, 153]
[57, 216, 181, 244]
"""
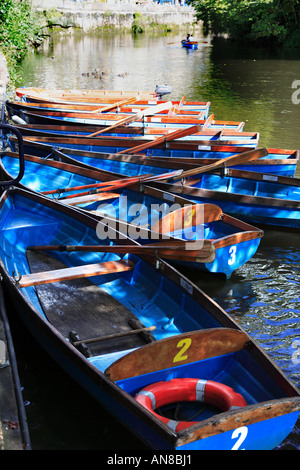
[0, 182, 298, 450]
[6, 138, 299, 229]
[8, 133, 298, 177]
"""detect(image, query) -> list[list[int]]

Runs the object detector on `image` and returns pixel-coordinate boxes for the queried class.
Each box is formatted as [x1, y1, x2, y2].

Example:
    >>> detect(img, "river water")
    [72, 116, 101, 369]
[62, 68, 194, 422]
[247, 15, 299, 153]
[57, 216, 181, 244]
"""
[8, 31, 300, 450]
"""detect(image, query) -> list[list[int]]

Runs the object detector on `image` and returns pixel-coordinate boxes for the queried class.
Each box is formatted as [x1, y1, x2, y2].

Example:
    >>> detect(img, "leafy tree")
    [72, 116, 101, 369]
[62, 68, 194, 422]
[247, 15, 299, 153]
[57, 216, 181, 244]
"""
[188, 0, 300, 46]
[0, 0, 43, 84]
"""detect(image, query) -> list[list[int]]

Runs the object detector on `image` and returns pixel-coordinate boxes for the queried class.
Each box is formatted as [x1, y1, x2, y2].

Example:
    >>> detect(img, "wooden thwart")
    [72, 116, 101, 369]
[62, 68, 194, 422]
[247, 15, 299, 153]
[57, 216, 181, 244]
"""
[151, 203, 222, 234]
[26, 240, 216, 263]
[105, 328, 249, 381]
[17, 259, 135, 288]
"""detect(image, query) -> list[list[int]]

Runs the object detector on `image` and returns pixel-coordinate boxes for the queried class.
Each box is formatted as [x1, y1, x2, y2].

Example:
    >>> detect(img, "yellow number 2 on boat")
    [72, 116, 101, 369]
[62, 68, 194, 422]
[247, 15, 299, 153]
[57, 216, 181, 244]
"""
[173, 338, 192, 363]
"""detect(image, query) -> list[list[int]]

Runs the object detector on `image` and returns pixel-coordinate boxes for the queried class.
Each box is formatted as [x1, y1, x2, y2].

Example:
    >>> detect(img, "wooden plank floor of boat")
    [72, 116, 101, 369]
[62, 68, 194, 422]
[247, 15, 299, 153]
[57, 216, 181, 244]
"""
[26, 250, 155, 356]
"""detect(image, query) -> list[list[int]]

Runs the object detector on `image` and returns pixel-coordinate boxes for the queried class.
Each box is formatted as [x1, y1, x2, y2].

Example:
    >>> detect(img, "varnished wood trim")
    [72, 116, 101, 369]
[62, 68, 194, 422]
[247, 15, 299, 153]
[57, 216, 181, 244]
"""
[106, 328, 249, 381]
[18, 259, 135, 288]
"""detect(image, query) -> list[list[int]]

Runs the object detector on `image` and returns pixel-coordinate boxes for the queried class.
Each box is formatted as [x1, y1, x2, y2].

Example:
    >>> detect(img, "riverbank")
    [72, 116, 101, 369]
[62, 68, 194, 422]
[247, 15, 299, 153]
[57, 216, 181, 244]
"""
[0, 53, 9, 120]
[33, 0, 200, 32]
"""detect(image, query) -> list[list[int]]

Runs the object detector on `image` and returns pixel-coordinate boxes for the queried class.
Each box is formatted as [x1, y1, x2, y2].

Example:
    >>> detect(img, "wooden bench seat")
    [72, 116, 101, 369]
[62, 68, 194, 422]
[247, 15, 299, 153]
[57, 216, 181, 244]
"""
[18, 259, 135, 288]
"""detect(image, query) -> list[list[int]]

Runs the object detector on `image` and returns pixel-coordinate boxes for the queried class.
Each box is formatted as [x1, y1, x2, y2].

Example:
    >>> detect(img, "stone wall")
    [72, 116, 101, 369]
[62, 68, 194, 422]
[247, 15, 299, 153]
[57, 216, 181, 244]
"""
[32, 0, 199, 31]
[0, 53, 9, 121]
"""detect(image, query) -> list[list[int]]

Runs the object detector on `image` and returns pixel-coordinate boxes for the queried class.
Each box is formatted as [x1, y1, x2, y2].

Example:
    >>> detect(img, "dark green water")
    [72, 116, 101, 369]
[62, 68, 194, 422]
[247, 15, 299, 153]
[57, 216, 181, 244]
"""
[8, 31, 300, 450]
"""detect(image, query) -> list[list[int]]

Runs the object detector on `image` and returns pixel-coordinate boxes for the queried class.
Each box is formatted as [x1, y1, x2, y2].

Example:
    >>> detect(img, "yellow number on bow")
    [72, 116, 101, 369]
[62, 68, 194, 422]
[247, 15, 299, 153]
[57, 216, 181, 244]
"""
[184, 208, 195, 227]
[173, 338, 192, 363]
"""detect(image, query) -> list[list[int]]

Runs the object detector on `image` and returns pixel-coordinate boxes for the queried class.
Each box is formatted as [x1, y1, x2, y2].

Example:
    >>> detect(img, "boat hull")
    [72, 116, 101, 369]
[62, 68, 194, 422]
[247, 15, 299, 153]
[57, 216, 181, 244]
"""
[2, 272, 299, 450]
[181, 40, 198, 50]
[7, 127, 297, 176]
[6, 136, 299, 229]
[151, 177, 300, 229]
[9, 136, 297, 178]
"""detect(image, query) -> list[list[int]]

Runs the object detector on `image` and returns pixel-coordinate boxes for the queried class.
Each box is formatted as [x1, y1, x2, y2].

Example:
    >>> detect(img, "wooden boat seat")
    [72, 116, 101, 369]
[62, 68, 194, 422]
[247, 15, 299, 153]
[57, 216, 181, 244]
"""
[18, 258, 134, 288]
[105, 328, 250, 381]
[25, 250, 152, 355]
[61, 192, 120, 206]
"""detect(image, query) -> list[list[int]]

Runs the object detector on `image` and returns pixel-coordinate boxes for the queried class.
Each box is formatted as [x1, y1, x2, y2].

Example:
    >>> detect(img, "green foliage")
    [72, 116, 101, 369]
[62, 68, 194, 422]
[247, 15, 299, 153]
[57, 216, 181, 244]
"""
[1, 1, 35, 59]
[132, 11, 146, 33]
[187, 0, 300, 46]
[0, 0, 44, 84]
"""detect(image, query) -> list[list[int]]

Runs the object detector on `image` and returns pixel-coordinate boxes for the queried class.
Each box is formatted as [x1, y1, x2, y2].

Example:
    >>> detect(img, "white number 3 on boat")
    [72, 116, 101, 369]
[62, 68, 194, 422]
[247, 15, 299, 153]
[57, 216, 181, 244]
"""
[228, 246, 237, 265]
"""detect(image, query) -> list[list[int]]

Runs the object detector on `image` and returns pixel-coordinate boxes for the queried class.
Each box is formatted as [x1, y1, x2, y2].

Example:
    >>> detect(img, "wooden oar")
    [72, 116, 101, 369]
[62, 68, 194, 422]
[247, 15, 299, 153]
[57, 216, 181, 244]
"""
[164, 147, 268, 182]
[87, 101, 173, 137]
[117, 123, 203, 155]
[58, 169, 183, 200]
[41, 173, 153, 196]
[27, 239, 215, 262]
[96, 96, 139, 113]
[202, 114, 214, 129]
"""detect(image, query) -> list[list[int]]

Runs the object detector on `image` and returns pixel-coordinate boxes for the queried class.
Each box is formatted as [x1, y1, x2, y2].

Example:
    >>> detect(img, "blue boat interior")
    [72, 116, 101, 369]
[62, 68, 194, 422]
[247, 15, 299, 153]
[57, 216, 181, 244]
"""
[0, 190, 292, 429]
[114, 349, 286, 423]
[1, 154, 105, 194]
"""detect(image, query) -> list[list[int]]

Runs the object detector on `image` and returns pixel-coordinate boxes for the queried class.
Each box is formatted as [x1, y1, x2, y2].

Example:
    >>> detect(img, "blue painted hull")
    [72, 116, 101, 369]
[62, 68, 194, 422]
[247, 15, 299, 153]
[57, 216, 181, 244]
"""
[181, 40, 198, 50]
[0, 187, 298, 450]
[153, 171, 300, 229]
[9, 136, 298, 177]
[6, 139, 300, 228]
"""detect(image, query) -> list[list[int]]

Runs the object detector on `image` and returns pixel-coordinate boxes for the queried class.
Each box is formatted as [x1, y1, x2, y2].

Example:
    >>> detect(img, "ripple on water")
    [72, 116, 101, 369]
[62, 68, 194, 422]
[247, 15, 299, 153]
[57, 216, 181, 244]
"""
[193, 232, 300, 449]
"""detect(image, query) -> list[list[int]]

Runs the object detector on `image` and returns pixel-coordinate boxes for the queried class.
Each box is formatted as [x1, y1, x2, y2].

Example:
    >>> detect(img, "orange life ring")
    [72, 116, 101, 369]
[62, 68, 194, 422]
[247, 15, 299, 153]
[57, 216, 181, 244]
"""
[135, 378, 247, 432]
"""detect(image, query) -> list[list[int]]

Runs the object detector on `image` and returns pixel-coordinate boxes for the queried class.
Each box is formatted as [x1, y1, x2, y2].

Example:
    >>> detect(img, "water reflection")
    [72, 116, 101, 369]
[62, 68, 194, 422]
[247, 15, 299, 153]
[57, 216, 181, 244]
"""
[18, 32, 300, 152]
[187, 228, 300, 449]
[190, 229, 300, 380]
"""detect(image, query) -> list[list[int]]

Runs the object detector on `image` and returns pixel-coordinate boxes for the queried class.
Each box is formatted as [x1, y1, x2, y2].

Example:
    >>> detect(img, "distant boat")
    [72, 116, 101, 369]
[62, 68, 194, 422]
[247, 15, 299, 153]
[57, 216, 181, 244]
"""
[181, 40, 198, 50]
